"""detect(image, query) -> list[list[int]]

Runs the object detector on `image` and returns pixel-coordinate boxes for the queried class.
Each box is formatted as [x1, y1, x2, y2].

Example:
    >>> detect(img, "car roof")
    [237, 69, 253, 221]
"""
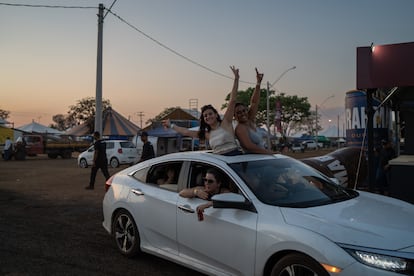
[149, 151, 288, 164]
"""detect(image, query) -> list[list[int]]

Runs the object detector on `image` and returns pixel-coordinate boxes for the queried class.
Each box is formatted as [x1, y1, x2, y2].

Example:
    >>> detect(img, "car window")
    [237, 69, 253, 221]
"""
[120, 141, 135, 148]
[132, 167, 149, 183]
[145, 162, 183, 192]
[186, 162, 239, 194]
[106, 142, 114, 149]
[229, 158, 357, 207]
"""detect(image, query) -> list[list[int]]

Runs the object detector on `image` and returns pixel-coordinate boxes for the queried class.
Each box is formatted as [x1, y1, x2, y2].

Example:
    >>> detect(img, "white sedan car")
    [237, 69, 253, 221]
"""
[78, 140, 139, 168]
[102, 151, 414, 276]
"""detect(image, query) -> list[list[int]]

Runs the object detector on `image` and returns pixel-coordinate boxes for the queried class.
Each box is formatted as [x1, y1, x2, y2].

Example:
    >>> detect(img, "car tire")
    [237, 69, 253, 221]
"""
[112, 210, 141, 257]
[271, 253, 329, 276]
[79, 158, 88, 168]
[110, 157, 119, 168]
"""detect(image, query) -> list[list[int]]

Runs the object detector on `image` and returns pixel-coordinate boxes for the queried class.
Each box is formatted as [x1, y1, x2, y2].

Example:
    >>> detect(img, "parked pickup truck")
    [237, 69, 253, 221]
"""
[24, 134, 91, 159]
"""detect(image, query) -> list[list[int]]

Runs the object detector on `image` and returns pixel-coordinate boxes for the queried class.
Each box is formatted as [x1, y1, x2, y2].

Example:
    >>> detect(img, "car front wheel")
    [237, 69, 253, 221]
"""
[110, 157, 119, 168]
[112, 210, 140, 257]
[271, 253, 329, 276]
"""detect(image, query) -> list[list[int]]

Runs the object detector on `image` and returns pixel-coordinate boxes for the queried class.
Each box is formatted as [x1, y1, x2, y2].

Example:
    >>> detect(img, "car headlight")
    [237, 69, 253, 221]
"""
[344, 247, 413, 275]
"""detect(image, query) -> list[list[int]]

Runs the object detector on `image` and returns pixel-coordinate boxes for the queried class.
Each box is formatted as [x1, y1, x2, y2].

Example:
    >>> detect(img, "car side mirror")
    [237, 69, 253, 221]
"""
[211, 193, 256, 212]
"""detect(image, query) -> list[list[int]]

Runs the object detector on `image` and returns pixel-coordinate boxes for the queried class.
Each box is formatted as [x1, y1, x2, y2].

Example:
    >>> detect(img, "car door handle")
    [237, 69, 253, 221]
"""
[178, 204, 195, 213]
[131, 189, 144, 196]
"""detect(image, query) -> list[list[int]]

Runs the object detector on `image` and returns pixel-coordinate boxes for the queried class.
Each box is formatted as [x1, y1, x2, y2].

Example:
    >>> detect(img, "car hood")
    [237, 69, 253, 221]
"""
[281, 191, 414, 250]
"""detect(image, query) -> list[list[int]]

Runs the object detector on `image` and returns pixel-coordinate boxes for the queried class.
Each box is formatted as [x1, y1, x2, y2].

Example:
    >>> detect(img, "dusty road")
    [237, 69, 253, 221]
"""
[0, 155, 200, 276]
[0, 149, 333, 275]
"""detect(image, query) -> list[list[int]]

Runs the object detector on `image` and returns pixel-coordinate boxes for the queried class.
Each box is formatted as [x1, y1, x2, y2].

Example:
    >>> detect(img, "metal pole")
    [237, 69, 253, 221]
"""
[266, 81, 271, 149]
[94, 4, 104, 135]
[315, 105, 318, 146]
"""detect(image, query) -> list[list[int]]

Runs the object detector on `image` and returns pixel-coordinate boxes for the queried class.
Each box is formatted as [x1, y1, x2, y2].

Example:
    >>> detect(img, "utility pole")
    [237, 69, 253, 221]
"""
[315, 105, 318, 142]
[94, 4, 104, 135]
[136, 111, 144, 128]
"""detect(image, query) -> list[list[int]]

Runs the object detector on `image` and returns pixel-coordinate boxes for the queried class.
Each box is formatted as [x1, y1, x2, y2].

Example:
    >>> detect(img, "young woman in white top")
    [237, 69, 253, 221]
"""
[163, 66, 242, 156]
[234, 68, 273, 154]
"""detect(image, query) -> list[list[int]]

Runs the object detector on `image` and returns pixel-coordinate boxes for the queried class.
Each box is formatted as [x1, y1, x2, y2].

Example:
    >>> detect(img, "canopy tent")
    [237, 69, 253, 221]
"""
[66, 108, 140, 138]
[146, 126, 179, 138]
[17, 121, 63, 134]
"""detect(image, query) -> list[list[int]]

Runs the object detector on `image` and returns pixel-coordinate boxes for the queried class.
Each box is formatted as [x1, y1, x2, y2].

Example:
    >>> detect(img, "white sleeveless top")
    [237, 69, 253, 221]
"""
[209, 126, 238, 154]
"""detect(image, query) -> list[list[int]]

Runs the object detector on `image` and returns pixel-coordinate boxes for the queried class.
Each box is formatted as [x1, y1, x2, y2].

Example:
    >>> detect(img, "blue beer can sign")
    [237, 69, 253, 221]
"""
[345, 90, 389, 150]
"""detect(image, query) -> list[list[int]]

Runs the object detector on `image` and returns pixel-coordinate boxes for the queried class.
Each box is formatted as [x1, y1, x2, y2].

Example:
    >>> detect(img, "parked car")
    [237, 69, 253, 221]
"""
[302, 140, 319, 150]
[102, 151, 414, 276]
[77, 140, 139, 168]
[290, 143, 304, 152]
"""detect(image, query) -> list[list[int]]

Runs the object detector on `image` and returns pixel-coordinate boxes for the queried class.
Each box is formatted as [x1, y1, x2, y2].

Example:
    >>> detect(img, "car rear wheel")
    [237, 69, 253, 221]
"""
[110, 157, 119, 168]
[271, 253, 329, 276]
[112, 210, 140, 257]
[79, 158, 88, 168]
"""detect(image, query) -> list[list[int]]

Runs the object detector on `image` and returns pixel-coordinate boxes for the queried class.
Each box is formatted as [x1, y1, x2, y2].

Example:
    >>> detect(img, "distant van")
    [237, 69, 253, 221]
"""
[132, 135, 196, 158]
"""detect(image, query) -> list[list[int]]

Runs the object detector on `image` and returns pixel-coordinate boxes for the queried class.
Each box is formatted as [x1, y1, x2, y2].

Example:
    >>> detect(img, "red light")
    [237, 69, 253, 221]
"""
[105, 175, 114, 192]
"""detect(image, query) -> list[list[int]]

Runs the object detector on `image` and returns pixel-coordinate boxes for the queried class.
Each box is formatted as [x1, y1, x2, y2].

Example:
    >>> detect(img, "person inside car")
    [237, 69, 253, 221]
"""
[179, 168, 231, 215]
[157, 166, 177, 185]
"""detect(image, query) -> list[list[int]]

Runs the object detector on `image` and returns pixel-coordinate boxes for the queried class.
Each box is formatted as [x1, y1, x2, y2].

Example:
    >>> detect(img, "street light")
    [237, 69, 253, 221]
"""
[266, 66, 296, 149]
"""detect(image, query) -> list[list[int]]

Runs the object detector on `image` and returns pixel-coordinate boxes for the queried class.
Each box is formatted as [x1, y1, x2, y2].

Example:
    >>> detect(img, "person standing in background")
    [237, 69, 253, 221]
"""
[139, 131, 155, 162]
[3, 137, 13, 160]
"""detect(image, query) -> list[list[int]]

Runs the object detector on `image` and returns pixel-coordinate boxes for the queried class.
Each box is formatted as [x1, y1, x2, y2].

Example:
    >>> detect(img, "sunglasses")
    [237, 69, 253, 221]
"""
[203, 178, 215, 184]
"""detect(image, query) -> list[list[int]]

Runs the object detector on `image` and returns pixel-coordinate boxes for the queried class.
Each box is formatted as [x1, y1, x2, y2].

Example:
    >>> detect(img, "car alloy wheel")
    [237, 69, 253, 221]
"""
[271, 253, 329, 276]
[112, 210, 140, 257]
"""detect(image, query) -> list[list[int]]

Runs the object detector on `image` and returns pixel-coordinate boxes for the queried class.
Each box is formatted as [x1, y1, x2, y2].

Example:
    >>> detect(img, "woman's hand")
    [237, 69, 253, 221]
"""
[196, 202, 212, 213]
[162, 119, 171, 129]
[256, 67, 263, 83]
[230, 65, 239, 79]
[194, 188, 209, 200]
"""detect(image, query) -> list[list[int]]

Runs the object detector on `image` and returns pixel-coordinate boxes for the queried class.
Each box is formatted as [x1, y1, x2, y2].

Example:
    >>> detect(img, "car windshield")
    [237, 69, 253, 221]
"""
[229, 158, 357, 207]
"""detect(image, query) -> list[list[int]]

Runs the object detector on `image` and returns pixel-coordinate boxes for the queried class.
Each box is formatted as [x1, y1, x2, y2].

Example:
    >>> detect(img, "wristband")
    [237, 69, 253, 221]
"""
[193, 189, 197, 196]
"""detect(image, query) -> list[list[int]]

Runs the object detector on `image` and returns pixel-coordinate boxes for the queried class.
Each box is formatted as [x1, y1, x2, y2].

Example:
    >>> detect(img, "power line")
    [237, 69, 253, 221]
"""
[0, 2, 96, 9]
[105, 9, 256, 85]
[1, 2, 256, 85]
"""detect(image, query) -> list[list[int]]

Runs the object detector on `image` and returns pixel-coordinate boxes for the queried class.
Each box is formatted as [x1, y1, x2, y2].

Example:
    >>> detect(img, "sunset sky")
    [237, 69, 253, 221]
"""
[1, 0, 413, 131]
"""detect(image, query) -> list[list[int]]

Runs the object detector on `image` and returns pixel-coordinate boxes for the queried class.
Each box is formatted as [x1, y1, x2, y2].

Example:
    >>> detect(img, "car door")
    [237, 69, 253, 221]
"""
[127, 162, 183, 256]
[176, 162, 258, 276]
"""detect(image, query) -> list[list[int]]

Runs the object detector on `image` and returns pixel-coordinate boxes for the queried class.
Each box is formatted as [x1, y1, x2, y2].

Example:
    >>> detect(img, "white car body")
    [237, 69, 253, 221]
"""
[77, 140, 139, 168]
[291, 143, 304, 152]
[102, 152, 414, 276]
[302, 140, 319, 150]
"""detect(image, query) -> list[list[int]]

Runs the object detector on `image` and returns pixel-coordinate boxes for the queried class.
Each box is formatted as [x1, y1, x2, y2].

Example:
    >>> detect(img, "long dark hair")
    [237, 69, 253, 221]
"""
[198, 104, 222, 140]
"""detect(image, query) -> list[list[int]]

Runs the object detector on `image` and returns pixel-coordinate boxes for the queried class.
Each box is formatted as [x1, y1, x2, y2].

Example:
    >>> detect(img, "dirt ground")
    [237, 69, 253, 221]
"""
[0, 149, 333, 275]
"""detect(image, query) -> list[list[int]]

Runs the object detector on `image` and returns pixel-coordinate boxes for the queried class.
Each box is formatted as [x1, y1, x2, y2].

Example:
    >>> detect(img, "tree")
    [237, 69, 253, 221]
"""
[49, 114, 70, 131]
[0, 109, 10, 120]
[222, 88, 311, 137]
[275, 93, 311, 137]
[51, 97, 111, 131]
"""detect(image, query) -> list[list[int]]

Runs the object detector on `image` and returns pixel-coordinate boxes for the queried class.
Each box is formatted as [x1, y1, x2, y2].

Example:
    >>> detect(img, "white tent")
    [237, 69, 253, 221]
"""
[17, 121, 63, 134]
